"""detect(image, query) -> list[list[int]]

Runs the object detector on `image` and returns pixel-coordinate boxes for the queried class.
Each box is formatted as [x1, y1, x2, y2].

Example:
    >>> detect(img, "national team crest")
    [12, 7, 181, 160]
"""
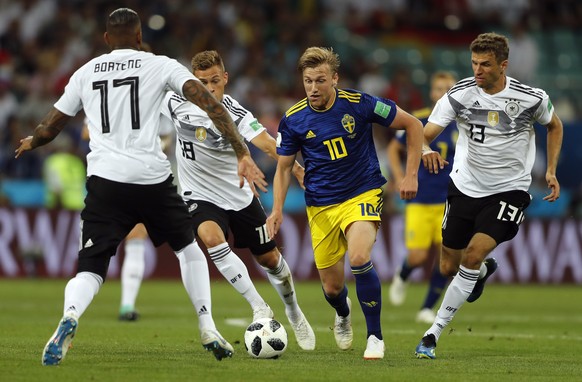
[341, 114, 355, 134]
[505, 101, 519, 118]
[195, 127, 207, 142]
[487, 111, 499, 127]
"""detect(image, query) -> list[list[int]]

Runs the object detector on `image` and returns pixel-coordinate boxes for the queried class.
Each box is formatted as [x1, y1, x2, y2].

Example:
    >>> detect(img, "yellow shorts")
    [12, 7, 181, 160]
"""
[306, 188, 383, 269]
[404, 203, 445, 249]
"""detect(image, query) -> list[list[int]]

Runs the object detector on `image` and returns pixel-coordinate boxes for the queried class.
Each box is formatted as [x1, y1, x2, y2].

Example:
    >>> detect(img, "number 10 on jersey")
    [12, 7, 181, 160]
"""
[323, 137, 347, 160]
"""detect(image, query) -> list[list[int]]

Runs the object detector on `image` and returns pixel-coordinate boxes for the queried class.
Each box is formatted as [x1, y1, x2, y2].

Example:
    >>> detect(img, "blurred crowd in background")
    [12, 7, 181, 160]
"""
[1, 0, 582, 216]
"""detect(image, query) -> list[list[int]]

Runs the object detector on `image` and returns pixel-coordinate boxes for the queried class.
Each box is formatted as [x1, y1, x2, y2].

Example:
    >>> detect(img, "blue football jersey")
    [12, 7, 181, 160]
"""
[277, 88, 397, 206]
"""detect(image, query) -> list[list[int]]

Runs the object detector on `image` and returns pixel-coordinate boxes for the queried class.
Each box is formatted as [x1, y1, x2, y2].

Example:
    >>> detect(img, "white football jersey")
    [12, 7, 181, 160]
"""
[160, 92, 265, 210]
[55, 49, 196, 184]
[429, 76, 554, 198]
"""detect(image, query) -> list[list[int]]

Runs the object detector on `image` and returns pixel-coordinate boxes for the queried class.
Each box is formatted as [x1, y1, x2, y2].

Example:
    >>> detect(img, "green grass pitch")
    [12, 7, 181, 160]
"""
[0, 278, 581, 381]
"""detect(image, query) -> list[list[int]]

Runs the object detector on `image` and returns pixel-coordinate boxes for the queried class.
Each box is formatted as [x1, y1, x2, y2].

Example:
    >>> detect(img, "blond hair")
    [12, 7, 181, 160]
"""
[297, 47, 340, 74]
[191, 50, 225, 72]
[431, 71, 457, 84]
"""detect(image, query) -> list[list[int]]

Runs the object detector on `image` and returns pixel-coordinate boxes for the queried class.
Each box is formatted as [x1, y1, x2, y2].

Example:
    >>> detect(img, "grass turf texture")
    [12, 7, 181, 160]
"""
[0, 279, 581, 381]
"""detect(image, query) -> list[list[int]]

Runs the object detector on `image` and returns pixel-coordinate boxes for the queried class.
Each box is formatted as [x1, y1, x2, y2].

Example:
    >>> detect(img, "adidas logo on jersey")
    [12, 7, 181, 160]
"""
[472, 100, 481, 108]
[84, 238, 94, 248]
[306, 130, 316, 139]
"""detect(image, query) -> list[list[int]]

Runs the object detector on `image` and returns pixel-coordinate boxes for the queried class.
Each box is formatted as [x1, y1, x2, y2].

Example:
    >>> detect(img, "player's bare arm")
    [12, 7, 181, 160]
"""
[266, 154, 295, 239]
[251, 131, 305, 189]
[420, 121, 449, 174]
[544, 112, 563, 202]
[15, 108, 70, 158]
[237, 155, 268, 196]
[386, 137, 405, 187]
[390, 107, 423, 200]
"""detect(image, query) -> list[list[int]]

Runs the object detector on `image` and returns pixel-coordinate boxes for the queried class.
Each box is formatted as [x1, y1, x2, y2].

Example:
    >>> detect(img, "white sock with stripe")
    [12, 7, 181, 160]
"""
[425, 265, 479, 341]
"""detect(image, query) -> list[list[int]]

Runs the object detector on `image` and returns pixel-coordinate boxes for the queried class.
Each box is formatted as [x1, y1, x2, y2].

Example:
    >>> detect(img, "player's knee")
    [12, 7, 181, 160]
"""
[200, 234, 224, 248]
[348, 252, 370, 267]
[463, 245, 492, 269]
[255, 249, 280, 269]
[461, 253, 486, 269]
[322, 283, 344, 297]
[439, 259, 458, 277]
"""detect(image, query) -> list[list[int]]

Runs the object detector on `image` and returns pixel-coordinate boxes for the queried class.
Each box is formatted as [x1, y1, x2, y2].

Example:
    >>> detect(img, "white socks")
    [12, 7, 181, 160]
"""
[208, 243, 301, 319]
[426, 265, 479, 341]
[176, 241, 215, 331]
[208, 243, 265, 310]
[63, 271, 103, 319]
[262, 255, 301, 320]
[120, 238, 145, 311]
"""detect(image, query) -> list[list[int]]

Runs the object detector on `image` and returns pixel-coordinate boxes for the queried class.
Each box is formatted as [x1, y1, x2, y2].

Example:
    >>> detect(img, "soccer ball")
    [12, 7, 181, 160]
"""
[244, 318, 288, 359]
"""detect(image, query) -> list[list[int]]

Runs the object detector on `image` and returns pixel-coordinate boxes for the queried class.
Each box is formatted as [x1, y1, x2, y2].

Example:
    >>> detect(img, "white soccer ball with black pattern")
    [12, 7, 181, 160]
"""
[244, 318, 288, 359]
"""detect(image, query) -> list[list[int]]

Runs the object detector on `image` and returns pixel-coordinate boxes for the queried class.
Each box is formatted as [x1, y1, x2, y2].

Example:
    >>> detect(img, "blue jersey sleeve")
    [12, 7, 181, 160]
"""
[276, 117, 300, 156]
[360, 92, 398, 127]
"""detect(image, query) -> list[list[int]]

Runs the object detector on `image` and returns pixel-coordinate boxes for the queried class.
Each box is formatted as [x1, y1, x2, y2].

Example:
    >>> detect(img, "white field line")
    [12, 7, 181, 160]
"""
[225, 316, 582, 342]
[383, 328, 582, 342]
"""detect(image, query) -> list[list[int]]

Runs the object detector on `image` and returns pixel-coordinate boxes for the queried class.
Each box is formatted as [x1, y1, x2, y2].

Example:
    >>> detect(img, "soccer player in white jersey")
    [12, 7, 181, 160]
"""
[160, 50, 316, 350]
[82, 120, 169, 322]
[415, 32, 563, 359]
[15, 8, 267, 365]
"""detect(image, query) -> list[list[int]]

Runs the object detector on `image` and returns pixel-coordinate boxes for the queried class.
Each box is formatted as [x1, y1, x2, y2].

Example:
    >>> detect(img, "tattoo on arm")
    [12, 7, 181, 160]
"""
[182, 80, 249, 158]
[31, 109, 70, 149]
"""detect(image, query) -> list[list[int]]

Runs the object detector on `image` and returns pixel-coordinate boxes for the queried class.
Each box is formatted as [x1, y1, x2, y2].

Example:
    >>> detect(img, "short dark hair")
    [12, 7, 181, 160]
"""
[106, 8, 141, 36]
[470, 32, 509, 63]
[191, 50, 225, 72]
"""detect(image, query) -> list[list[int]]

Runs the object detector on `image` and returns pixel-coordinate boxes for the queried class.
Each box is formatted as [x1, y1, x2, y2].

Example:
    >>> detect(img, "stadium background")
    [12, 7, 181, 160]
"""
[0, 0, 581, 283]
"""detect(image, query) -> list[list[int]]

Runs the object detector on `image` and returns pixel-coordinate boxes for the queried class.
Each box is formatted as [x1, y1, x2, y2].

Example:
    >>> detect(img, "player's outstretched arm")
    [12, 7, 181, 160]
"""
[386, 137, 405, 190]
[266, 154, 295, 239]
[389, 107, 423, 200]
[544, 112, 563, 202]
[420, 121, 449, 175]
[250, 131, 305, 189]
[238, 155, 268, 197]
[15, 108, 70, 158]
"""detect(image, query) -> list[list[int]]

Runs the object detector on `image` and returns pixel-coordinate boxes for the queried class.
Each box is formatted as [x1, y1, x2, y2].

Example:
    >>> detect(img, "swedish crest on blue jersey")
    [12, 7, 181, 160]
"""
[341, 114, 355, 134]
